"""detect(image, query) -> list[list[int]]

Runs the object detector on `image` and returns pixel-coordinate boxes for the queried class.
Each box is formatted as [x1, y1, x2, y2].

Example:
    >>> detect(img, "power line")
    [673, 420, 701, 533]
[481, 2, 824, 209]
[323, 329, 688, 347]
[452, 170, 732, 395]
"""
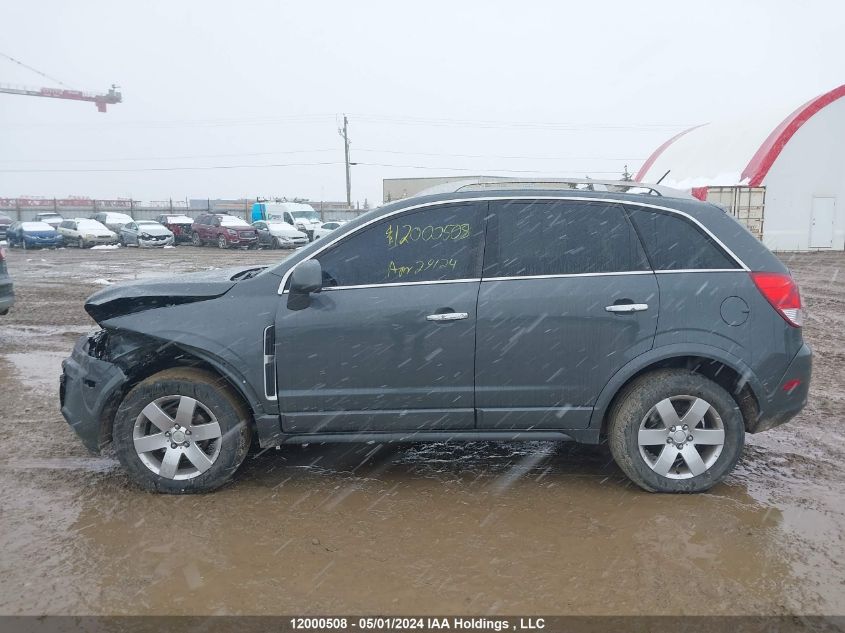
[0, 160, 629, 175]
[0, 148, 338, 163]
[0, 147, 644, 164]
[0, 161, 345, 173]
[351, 113, 695, 131]
[356, 148, 645, 161]
[350, 162, 625, 175]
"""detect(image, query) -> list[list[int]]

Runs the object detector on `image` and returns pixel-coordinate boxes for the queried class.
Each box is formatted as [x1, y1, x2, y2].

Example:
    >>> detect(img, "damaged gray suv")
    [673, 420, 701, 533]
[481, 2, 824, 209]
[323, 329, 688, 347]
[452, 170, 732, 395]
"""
[60, 181, 811, 494]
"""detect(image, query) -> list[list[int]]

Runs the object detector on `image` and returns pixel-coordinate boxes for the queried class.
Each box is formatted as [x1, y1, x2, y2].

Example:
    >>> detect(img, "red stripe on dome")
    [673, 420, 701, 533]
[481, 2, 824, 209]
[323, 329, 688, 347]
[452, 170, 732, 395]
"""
[634, 124, 706, 182]
[742, 84, 845, 186]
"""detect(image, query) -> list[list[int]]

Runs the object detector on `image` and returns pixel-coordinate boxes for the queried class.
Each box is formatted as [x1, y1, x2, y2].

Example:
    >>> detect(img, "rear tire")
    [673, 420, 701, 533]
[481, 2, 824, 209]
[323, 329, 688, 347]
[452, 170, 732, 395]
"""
[607, 369, 744, 493]
[113, 368, 252, 494]
[77, 237, 85, 249]
[191, 232, 202, 247]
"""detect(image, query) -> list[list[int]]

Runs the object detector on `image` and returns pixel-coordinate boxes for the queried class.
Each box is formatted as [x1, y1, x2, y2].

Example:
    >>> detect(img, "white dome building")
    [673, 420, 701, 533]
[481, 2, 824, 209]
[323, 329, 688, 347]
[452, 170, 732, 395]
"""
[636, 84, 845, 251]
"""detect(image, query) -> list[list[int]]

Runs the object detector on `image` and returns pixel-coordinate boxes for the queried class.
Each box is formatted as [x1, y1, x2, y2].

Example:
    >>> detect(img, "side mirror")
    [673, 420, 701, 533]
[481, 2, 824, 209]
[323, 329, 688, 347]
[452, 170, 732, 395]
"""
[289, 260, 322, 295]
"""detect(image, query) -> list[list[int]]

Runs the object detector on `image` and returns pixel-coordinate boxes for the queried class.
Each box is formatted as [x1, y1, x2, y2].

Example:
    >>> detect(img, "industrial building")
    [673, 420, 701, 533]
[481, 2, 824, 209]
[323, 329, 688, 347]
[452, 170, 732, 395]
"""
[636, 84, 845, 251]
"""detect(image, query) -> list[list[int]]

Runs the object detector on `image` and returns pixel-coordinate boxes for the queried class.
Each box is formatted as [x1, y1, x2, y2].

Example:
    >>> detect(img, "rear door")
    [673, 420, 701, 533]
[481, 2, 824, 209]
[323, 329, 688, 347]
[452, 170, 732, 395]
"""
[810, 197, 835, 248]
[275, 201, 486, 433]
[475, 199, 658, 430]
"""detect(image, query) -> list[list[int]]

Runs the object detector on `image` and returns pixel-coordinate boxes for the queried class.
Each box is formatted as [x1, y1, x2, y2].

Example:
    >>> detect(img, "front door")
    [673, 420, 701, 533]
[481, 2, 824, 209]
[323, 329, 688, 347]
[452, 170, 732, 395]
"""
[475, 199, 658, 430]
[810, 197, 835, 248]
[275, 201, 487, 434]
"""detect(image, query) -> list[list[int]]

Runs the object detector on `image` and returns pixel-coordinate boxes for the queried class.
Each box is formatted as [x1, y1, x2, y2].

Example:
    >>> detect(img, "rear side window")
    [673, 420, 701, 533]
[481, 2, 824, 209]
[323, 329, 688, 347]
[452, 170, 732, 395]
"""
[626, 206, 740, 270]
[316, 202, 485, 287]
[484, 200, 648, 277]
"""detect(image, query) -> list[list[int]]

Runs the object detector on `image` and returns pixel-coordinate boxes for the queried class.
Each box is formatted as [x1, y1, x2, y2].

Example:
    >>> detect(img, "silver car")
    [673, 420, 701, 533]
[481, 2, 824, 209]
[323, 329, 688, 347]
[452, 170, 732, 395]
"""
[119, 220, 174, 247]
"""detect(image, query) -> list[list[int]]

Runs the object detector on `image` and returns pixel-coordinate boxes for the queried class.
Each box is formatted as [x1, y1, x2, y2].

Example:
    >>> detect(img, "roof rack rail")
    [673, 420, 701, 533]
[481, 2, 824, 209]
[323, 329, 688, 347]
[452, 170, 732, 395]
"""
[413, 177, 692, 199]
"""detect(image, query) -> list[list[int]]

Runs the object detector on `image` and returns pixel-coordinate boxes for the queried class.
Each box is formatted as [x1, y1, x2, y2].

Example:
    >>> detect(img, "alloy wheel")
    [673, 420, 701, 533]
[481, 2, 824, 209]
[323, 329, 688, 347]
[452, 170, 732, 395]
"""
[637, 395, 725, 479]
[132, 395, 223, 480]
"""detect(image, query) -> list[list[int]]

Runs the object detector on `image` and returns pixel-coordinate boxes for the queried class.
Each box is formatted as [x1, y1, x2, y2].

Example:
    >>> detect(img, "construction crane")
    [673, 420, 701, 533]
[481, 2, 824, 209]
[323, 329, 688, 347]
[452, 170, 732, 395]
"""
[0, 52, 121, 113]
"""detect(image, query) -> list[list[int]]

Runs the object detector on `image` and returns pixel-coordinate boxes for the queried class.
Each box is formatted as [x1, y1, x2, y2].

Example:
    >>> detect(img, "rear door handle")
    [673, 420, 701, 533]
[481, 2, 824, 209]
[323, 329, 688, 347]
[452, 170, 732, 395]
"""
[426, 312, 469, 322]
[605, 303, 649, 313]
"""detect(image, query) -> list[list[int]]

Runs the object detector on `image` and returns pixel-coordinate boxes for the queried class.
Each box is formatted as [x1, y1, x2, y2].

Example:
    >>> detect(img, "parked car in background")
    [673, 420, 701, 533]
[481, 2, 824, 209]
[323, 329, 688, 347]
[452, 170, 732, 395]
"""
[252, 202, 322, 241]
[119, 220, 174, 248]
[0, 245, 13, 315]
[60, 183, 811, 494]
[57, 218, 117, 248]
[190, 213, 258, 249]
[93, 212, 134, 233]
[34, 212, 64, 228]
[312, 220, 347, 240]
[6, 221, 63, 249]
[252, 219, 308, 249]
[0, 213, 12, 241]
[155, 214, 195, 243]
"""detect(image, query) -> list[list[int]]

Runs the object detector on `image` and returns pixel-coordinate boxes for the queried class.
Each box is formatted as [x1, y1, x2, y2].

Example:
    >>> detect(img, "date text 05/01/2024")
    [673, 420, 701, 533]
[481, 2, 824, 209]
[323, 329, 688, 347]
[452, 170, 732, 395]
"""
[289, 616, 546, 631]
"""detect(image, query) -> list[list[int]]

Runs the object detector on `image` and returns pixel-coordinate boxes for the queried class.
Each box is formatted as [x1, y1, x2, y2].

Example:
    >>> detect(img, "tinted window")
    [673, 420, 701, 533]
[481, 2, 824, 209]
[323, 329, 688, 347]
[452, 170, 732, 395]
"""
[484, 200, 648, 277]
[626, 206, 739, 270]
[316, 202, 485, 287]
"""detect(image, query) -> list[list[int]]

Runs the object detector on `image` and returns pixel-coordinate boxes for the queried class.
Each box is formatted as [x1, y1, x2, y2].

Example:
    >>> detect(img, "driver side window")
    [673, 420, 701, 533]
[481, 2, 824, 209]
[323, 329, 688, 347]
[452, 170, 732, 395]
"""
[316, 202, 486, 288]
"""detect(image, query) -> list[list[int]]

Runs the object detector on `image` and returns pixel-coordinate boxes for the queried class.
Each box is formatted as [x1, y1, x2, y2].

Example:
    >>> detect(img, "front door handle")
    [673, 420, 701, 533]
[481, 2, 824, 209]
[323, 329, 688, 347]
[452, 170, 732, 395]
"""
[605, 303, 649, 313]
[426, 312, 469, 322]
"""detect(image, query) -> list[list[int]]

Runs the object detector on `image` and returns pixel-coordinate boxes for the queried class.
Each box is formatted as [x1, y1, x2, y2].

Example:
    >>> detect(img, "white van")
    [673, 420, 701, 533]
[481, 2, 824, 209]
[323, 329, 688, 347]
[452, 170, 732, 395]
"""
[257, 202, 322, 241]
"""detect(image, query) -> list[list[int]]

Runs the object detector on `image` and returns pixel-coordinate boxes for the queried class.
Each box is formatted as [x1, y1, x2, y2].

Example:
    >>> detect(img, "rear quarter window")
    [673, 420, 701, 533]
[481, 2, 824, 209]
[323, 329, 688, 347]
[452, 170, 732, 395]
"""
[626, 206, 740, 270]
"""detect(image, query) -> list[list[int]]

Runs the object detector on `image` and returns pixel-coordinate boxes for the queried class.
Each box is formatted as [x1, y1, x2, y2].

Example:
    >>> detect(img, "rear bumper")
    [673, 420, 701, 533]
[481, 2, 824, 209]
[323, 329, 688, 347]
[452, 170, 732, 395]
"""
[59, 334, 128, 453]
[749, 343, 812, 433]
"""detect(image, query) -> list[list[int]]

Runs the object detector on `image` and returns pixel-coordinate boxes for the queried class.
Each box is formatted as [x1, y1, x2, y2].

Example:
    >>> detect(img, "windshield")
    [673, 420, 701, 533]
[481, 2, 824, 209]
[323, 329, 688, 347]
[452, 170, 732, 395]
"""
[21, 222, 53, 231]
[137, 221, 160, 227]
[107, 214, 133, 222]
[219, 216, 249, 227]
[291, 210, 320, 221]
[166, 216, 193, 223]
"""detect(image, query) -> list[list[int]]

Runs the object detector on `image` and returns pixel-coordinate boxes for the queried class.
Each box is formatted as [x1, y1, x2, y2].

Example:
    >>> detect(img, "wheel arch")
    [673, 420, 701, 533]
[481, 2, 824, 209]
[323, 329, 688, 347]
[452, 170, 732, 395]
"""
[591, 345, 762, 436]
[96, 339, 266, 449]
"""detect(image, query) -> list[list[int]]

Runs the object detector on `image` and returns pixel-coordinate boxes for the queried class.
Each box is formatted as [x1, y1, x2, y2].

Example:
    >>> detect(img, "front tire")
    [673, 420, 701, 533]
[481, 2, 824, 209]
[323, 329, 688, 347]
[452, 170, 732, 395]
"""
[217, 235, 228, 249]
[607, 369, 744, 493]
[113, 368, 252, 493]
[77, 237, 85, 249]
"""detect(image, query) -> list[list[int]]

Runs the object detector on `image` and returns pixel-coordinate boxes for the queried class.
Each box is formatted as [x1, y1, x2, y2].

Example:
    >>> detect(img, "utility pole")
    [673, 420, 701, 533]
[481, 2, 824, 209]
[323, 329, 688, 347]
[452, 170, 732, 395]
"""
[339, 115, 351, 208]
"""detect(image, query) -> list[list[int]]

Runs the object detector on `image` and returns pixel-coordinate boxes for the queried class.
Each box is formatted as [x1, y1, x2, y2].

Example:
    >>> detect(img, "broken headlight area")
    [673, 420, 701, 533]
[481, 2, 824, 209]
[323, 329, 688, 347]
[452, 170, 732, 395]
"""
[85, 328, 174, 371]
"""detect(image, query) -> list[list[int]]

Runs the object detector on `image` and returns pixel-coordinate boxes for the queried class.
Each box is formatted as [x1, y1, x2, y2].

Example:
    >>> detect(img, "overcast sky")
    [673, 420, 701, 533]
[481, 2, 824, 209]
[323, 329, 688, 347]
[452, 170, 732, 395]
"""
[0, 0, 842, 205]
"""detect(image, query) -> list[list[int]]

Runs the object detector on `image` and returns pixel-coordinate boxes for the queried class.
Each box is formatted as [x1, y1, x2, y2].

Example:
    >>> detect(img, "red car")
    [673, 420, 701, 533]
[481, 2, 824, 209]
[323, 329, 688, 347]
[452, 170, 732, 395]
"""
[190, 213, 258, 248]
[155, 214, 195, 243]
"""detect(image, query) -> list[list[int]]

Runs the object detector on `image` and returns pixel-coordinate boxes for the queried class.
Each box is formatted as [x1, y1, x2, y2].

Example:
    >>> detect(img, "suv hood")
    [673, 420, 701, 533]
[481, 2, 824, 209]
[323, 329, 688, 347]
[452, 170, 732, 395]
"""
[84, 266, 253, 323]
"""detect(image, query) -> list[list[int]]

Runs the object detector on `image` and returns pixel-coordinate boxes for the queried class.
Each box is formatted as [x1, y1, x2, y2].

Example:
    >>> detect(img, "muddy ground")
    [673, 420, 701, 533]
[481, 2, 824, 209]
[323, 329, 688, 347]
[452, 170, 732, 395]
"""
[0, 246, 842, 616]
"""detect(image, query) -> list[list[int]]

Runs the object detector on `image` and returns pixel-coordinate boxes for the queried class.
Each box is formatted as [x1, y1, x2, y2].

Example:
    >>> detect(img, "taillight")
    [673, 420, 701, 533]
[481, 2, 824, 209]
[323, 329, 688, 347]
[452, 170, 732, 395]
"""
[0, 246, 5, 260]
[751, 272, 803, 327]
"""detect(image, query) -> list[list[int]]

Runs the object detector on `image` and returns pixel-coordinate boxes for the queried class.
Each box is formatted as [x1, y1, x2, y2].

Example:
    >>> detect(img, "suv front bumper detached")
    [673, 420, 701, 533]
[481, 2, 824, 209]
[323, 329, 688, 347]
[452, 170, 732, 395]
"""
[60, 334, 128, 453]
